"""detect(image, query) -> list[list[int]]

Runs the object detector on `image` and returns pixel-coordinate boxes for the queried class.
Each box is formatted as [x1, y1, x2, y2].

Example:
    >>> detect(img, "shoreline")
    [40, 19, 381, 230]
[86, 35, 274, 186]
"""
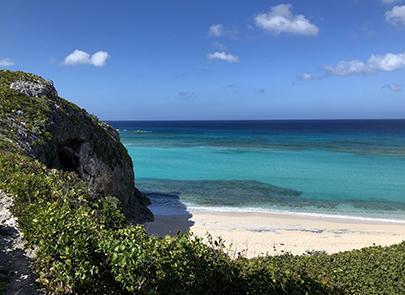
[188, 206, 405, 224]
[144, 208, 405, 258]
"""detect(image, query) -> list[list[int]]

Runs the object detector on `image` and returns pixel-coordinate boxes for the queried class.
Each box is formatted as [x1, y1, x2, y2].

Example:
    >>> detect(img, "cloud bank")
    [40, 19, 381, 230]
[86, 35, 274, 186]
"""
[0, 58, 15, 67]
[64, 50, 110, 67]
[386, 5, 405, 25]
[325, 52, 405, 76]
[255, 4, 319, 36]
[207, 51, 239, 63]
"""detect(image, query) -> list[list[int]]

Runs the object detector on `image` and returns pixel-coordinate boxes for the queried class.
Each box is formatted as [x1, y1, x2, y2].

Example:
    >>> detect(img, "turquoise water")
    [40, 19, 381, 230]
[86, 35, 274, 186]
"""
[110, 120, 405, 221]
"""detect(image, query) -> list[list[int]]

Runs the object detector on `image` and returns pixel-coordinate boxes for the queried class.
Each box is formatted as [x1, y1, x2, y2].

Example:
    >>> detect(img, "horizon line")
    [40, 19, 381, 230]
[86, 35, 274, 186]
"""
[104, 118, 405, 122]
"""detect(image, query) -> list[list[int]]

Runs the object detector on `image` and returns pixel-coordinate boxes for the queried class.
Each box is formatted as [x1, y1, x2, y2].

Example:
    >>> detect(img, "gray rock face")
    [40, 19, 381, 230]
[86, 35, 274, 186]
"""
[5, 75, 152, 223]
[10, 80, 58, 98]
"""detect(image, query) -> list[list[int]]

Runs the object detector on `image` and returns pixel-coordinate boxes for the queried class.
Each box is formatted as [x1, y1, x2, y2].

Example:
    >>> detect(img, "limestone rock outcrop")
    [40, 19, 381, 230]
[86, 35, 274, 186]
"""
[10, 79, 58, 98]
[0, 70, 152, 223]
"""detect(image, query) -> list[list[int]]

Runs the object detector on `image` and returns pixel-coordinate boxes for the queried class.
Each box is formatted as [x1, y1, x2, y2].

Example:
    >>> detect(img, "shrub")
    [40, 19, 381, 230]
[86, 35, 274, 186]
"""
[0, 153, 124, 293]
[0, 147, 404, 294]
[101, 228, 241, 294]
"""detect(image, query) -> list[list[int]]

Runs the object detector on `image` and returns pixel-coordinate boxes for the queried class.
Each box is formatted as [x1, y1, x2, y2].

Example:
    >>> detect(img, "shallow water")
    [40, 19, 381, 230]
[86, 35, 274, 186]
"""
[110, 120, 405, 221]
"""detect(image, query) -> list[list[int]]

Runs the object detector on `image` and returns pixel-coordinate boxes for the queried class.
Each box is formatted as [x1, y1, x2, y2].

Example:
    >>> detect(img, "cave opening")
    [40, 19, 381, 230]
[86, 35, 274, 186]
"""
[57, 139, 83, 173]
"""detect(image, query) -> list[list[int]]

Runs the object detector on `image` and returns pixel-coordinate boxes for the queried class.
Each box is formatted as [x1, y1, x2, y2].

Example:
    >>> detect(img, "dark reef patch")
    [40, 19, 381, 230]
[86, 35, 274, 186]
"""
[139, 179, 405, 217]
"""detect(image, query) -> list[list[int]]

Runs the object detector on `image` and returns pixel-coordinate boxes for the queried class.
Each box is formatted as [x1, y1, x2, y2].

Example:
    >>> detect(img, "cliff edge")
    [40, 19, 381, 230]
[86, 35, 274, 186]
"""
[0, 70, 152, 223]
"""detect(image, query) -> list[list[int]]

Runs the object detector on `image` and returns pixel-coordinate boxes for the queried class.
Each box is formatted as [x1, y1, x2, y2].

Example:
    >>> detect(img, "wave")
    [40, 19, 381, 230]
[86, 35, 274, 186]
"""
[119, 129, 152, 134]
[132, 129, 152, 134]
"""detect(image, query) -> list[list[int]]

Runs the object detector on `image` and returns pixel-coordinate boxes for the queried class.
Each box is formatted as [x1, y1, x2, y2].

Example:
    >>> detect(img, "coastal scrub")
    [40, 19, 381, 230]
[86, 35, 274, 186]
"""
[0, 70, 404, 294]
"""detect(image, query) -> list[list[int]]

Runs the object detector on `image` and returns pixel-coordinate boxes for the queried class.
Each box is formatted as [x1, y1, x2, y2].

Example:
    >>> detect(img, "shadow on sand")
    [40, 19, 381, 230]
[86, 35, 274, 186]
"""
[142, 192, 195, 237]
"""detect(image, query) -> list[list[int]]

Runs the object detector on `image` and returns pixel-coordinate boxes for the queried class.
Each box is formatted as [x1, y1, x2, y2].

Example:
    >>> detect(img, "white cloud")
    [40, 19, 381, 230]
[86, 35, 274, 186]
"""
[208, 24, 224, 37]
[325, 60, 368, 76]
[63, 49, 110, 67]
[207, 51, 239, 63]
[386, 5, 405, 25]
[325, 52, 405, 76]
[299, 73, 317, 80]
[255, 4, 319, 36]
[382, 83, 402, 92]
[64, 50, 90, 65]
[0, 58, 15, 67]
[90, 51, 109, 67]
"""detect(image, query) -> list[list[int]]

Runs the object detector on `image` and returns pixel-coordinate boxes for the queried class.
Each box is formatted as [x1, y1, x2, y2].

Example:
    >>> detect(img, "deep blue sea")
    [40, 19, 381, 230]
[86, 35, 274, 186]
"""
[109, 120, 405, 222]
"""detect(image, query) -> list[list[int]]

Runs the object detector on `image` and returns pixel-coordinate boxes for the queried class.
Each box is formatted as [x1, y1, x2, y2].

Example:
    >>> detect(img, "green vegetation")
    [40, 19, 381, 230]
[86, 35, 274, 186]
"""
[2, 146, 405, 294]
[0, 152, 331, 294]
[1, 69, 404, 294]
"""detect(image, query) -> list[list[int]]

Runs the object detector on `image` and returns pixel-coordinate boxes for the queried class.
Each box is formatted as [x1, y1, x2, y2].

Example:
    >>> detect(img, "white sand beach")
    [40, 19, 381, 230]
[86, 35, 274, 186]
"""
[145, 209, 405, 258]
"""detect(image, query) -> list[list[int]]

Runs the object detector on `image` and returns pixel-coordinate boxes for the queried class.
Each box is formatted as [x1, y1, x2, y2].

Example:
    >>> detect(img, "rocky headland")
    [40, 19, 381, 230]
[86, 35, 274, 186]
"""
[0, 70, 152, 293]
[0, 70, 152, 223]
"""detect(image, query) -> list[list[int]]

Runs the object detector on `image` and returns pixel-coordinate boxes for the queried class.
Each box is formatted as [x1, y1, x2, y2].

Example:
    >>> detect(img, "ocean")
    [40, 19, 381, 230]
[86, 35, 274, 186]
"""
[109, 120, 405, 222]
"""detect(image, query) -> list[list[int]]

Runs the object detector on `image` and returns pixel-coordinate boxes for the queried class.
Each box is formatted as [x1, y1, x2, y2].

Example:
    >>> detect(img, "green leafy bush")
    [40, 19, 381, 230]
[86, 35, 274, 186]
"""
[0, 153, 123, 293]
[0, 69, 404, 294]
[0, 151, 333, 294]
[2, 150, 404, 294]
[101, 228, 242, 294]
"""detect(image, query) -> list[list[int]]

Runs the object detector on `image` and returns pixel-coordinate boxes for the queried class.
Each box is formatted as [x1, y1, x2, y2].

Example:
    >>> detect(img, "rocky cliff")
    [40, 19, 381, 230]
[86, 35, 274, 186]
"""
[0, 70, 152, 223]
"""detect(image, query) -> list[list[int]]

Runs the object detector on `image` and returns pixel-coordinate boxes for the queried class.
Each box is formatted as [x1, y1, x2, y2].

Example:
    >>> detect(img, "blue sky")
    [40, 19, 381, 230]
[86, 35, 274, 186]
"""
[1, 0, 405, 120]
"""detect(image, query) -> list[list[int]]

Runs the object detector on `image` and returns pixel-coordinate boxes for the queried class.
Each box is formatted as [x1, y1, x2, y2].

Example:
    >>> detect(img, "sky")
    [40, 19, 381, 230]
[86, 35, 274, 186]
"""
[1, 0, 405, 120]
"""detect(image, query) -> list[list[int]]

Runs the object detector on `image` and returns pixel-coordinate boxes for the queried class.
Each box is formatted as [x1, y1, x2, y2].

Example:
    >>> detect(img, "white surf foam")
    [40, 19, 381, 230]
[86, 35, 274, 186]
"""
[186, 205, 405, 224]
